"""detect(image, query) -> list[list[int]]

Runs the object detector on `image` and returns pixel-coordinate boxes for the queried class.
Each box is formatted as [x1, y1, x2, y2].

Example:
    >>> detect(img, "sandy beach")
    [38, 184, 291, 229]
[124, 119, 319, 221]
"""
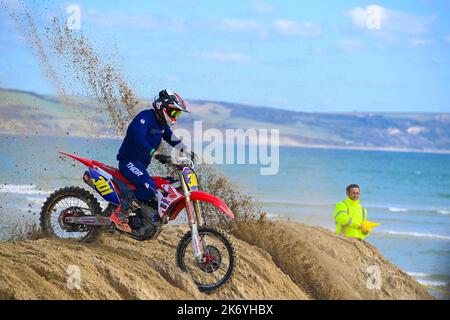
[0, 221, 433, 300]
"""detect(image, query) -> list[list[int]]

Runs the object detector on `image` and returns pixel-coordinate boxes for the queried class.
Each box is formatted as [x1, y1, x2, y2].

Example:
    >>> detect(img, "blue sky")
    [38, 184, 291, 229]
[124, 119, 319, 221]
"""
[1, 0, 450, 112]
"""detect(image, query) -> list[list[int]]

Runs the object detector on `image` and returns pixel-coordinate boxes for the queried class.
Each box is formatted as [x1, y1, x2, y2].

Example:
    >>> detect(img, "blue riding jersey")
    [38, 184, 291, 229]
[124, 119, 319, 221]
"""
[117, 108, 185, 167]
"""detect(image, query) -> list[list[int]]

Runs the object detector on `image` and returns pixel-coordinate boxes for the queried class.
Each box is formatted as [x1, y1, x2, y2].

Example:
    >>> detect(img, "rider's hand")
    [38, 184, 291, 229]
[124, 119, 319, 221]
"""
[188, 151, 198, 163]
[154, 154, 171, 164]
[360, 224, 369, 235]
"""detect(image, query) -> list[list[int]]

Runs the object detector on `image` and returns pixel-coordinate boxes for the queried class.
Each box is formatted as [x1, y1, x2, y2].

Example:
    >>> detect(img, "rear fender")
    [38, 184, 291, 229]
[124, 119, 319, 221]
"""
[59, 151, 94, 167]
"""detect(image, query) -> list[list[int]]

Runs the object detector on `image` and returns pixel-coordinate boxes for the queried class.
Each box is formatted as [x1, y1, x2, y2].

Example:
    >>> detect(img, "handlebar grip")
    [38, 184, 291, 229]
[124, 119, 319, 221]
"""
[154, 154, 172, 164]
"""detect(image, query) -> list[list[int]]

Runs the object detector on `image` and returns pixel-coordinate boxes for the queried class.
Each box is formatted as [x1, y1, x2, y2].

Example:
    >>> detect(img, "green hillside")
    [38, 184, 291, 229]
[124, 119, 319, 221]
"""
[1, 88, 449, 151]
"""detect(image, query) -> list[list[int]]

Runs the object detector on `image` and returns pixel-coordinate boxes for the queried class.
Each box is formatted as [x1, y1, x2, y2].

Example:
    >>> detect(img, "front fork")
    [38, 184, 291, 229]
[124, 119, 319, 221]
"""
[178, 171, 205, 262]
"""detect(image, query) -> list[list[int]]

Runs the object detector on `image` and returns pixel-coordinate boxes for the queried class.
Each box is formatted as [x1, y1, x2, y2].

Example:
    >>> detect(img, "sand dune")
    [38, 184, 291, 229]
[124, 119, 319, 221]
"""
[229, 221, 433, 300]
[0, 221, 432, 300]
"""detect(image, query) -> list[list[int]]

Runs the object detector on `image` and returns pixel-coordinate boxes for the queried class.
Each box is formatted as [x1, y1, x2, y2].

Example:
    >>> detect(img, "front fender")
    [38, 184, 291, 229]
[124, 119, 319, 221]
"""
[167, 191, 235, 221]
[190, 191, 235, 219]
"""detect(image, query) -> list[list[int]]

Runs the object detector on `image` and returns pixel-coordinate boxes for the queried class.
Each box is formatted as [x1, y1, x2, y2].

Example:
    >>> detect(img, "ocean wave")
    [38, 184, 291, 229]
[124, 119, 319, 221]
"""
[417, 280, 449, 287]
[388, 207, 409, 212]
[0, 184, 51, 195]
[387, 208, 450, 216]
[254, 198, 334, 207]
[369, 205, 450, 216]
[26, 196, 46, 202]
[406, 271, 448, 287]
[407, 272, 430, 278]
[406, 272, 450, 287]
[383, 231, 450, 241]
[257, 200, 450, 216]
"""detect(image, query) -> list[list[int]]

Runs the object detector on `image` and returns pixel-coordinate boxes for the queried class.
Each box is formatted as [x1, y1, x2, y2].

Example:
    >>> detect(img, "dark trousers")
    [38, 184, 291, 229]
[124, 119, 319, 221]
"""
[118, 160, 156, 202]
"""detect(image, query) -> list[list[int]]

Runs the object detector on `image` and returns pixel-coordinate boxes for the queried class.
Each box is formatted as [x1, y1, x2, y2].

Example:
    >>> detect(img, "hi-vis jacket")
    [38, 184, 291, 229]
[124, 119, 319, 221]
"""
[334, 197, 369, 240]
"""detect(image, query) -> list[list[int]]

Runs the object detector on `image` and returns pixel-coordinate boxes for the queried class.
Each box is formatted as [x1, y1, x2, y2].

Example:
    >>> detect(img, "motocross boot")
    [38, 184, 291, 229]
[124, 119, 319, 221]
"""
[140, 191, 167, 227]
[110, 206, 131, 233]
[140, 202, 162, 227]
[152, 190, 169, 226]
[110, 192, 139, 233]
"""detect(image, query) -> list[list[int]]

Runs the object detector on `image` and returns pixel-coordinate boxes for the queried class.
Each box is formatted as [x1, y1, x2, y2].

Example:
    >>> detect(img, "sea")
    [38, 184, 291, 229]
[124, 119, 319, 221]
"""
[0, 134, 449, 299]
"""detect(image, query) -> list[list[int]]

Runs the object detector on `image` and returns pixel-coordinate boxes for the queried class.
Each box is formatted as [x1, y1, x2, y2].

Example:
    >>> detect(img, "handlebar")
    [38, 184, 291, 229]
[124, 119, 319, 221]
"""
[154, 155, 194, 168]
[154, 151, 197, 168]
[169, 156, 194, 168]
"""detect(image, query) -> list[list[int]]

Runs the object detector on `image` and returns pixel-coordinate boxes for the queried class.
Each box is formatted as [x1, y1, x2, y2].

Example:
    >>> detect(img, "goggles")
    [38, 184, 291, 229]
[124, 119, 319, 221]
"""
[168, 109, 183, 118]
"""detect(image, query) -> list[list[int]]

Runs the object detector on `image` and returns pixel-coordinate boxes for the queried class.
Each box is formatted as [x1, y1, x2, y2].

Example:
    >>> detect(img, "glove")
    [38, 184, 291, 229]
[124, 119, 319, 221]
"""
[154, 154, 171, 164]
[189, 151, 198, 163]
[359, 223, 369, 235]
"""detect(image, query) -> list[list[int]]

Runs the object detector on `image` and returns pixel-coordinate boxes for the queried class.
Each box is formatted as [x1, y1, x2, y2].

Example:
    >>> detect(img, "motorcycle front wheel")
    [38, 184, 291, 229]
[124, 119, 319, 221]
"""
[176, 226, 236, 293]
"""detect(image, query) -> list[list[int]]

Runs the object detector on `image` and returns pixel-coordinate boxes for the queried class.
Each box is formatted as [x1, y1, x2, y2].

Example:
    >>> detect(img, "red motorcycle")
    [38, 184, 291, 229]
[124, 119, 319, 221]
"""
[40, 152, 236, 292]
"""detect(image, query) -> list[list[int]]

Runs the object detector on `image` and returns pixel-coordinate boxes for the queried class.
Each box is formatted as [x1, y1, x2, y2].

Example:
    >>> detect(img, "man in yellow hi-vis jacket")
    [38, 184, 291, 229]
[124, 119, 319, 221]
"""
[334, 184, 369, 240]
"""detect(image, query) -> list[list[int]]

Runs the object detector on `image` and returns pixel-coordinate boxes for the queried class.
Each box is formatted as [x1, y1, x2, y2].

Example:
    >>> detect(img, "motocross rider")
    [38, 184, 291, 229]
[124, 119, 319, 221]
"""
[110, 89, 197, 233]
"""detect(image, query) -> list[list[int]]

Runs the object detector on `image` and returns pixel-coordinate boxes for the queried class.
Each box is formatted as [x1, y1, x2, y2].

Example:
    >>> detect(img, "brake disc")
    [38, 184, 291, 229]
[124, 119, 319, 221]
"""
[198, 245, 222, 273]
[58, 207, 85, 232]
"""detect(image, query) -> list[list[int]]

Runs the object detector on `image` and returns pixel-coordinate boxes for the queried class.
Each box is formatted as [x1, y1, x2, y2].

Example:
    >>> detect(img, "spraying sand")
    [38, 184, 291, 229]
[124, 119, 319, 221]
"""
[0, 221, 432, 300]
[2, 1, 142, 137]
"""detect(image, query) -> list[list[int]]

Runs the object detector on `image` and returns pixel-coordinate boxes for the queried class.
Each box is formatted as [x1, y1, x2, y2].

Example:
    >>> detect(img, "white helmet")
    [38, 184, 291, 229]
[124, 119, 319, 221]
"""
[153, 89, 190, 127]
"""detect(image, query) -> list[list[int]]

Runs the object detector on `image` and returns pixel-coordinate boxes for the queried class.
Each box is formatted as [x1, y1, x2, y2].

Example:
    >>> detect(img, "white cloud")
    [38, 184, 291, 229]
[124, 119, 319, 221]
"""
[221, 19, 265, 31]
[313, 47, 326, 55]
[220, 18, 322, 38]
[388, 11, 437, 34]
[409, 38, 435, 47]
[274, 20, 322, 37]
[336, 39, 364, 52]
[252, 0, 276, 14]
[84, 11, 189, 31]
[348, 5, 387, 30]
[196, 51, 251, 63]
[347, 5, 436, 34]
[85, 11, 157, 29]
[220, 19, 269, 39]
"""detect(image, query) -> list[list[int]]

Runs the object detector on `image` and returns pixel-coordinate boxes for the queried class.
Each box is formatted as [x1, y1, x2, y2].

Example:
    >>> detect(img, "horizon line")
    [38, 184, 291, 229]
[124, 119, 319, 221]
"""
[1, 86, 449, 115]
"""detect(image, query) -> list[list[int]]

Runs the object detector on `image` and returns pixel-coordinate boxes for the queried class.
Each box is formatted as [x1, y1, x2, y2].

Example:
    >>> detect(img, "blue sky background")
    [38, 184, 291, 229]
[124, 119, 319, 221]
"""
[1, 0, 450, 112]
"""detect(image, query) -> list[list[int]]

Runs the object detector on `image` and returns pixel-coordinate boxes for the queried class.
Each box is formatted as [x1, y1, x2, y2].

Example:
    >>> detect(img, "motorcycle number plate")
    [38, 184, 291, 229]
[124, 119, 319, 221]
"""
[182, 167, 198, 191]
[88, 167, 120, 205]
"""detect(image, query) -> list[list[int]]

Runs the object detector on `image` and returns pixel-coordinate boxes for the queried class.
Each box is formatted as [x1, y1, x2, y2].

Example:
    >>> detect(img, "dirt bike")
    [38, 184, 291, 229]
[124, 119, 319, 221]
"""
[40, 151, 236, 292]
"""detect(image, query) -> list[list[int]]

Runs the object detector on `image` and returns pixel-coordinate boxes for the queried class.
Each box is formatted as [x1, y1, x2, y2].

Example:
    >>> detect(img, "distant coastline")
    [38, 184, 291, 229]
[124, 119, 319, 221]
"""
[2, 87, 450, 154]
[2, 132, 450, 155]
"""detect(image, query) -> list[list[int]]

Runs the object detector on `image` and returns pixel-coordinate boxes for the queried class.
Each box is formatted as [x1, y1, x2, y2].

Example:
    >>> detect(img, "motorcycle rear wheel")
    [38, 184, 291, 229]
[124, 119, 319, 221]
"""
[40, 186, 102, 243]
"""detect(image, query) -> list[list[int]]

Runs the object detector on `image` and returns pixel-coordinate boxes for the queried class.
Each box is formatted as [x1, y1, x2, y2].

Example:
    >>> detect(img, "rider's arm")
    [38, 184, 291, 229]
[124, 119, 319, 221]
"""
[130, 112, 155, 157]
[162, 125, 188, 152]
